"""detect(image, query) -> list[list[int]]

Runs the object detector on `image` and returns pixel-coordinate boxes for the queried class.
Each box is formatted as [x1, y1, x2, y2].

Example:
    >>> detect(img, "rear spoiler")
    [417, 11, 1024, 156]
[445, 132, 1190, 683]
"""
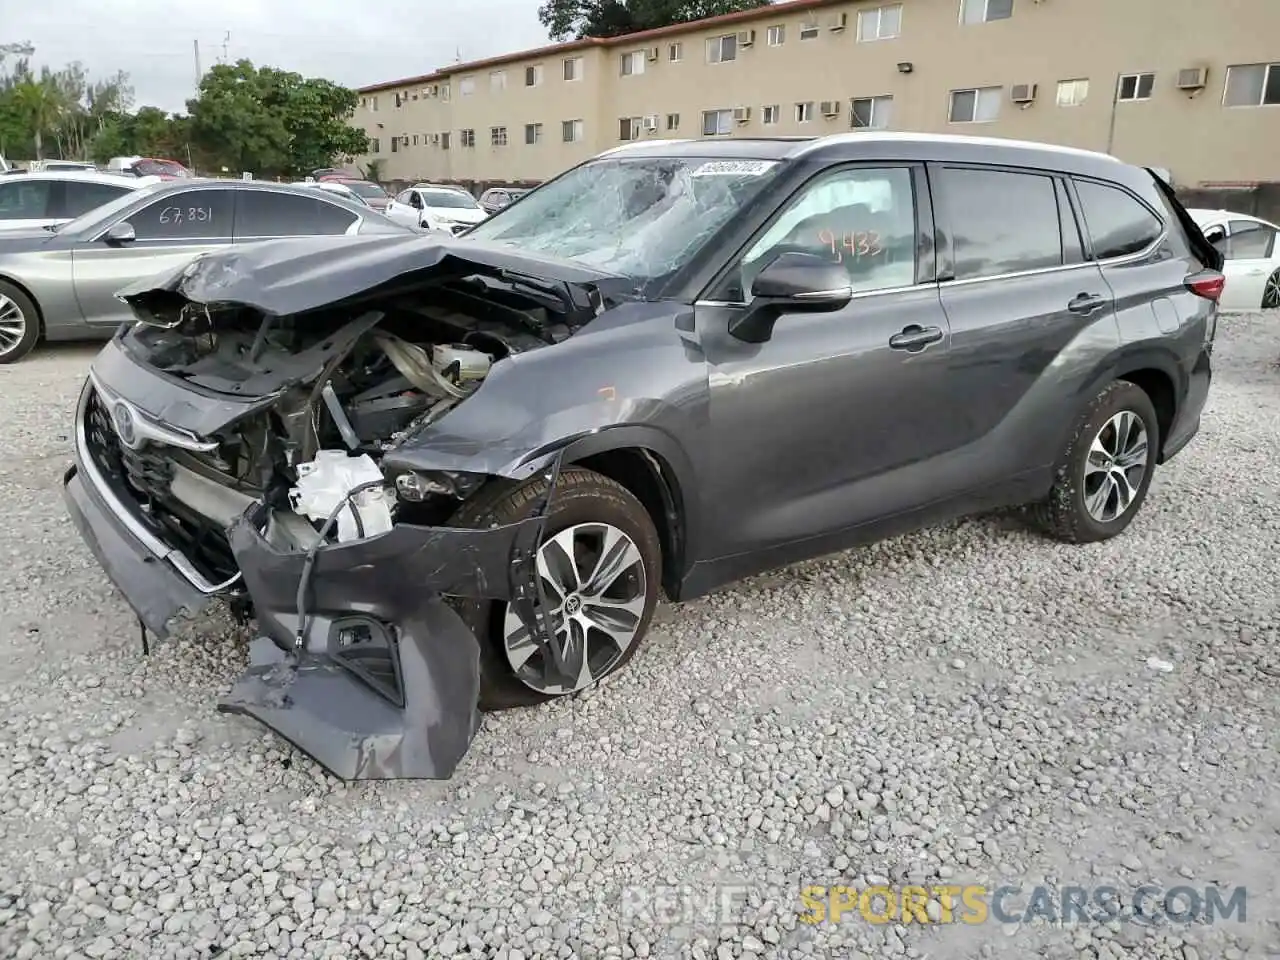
[1147, 167, 1224, 272]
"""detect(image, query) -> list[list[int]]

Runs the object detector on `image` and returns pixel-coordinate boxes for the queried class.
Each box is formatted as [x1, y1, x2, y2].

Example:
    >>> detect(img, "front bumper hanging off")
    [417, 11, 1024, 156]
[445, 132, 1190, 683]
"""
[64, 421, 565, 780]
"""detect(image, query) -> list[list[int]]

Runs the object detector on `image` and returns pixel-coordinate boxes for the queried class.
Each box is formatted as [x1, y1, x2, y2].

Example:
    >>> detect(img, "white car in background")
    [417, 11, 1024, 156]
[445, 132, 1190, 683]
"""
[296, 180, 371, 206]
[1188, 208, 1280, 311]
[385, 186, 488, 235]
[0, 171, 162, 232]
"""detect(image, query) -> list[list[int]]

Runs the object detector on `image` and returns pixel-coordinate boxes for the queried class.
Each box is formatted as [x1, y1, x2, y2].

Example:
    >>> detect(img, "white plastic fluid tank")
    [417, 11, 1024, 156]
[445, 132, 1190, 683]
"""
[288, 451, 394, 542]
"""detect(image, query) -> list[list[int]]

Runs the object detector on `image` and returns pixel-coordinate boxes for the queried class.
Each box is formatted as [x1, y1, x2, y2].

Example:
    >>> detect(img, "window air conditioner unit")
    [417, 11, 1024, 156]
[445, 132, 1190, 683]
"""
[1010, 83, 1038, 103]
[820, 100, 840, 117]
[430, 133, 440, 144]
[643, 115, 659, 131]
[737, 29, 756, 46]
[733, 106, 751, 123]
[1176, 66, 1208, 90]
[648, 46, 660, 61]
[829, 12, 847, 30]
[427, 85, 438, 96]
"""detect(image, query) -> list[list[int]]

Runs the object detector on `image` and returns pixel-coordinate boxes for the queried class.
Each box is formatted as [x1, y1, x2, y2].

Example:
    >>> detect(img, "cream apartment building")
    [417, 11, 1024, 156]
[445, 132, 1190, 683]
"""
[353, 0, 1280, 188]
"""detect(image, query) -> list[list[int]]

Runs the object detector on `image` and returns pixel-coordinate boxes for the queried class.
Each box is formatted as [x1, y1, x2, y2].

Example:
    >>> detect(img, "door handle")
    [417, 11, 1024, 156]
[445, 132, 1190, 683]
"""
[1068, 292, 1108, 315]
[889, 324, 944, 351]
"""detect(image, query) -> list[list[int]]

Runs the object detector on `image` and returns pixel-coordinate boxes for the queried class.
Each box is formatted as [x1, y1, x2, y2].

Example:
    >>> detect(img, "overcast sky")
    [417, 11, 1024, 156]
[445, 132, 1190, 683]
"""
[6, 0, 550, 113]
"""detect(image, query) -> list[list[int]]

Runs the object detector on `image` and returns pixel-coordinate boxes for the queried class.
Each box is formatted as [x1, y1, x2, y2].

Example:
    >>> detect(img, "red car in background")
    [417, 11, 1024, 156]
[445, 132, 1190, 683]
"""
[108, 156, 193, 180]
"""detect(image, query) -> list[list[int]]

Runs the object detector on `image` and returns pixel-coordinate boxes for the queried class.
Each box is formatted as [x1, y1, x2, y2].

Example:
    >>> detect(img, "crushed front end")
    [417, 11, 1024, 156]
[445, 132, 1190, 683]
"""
[61, 237, 611, 779]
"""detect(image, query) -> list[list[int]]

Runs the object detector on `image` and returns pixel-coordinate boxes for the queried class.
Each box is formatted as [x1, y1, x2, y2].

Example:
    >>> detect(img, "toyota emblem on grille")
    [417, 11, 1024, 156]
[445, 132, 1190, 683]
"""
[112, 400, 140, 448]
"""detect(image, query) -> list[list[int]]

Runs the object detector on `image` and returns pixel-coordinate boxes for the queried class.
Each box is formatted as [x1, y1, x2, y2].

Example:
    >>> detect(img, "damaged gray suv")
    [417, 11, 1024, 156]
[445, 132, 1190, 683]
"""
[63, 133, 1223, 780]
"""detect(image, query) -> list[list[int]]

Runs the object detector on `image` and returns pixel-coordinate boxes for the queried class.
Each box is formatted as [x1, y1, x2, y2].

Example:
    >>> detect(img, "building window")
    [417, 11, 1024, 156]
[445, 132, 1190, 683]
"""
[960, 0, 1013, 23]
[371, 96, 379, 111]
[796, 101, 814, 122]
[459, 77, 475, 96]
[1224, 63, 1280, 107]
[460, 128, 476, 148]
[394, 92, 402, 108]
[491, 126, 508, 146]
[490, 71, 507, 92]
[949, 86, 1002, 122]
[390, 137, 398, 153]
[851, 95, 893, 128]
[762, 104, 780, 125]
[525, 122, 542, 144]
[562, 118, 584, 142]
[669, 42, 683, 61]
[767, 25, 785, 45]
[706, 34, 737, 63]
[525, 65, 543, 87]
[412, 134, 419, 145]
[619, 116, 643, 141]
[1056, 78, 1089, 107]
[666, 112, 680, 130]
[369, 138, 380, 153]
[440, 131, 451, 150]
[621, 50, 646, 76]
[441, 84, 451, 101]
[702, 109, 733, 136]
[857, 4, 902, 41]
[564, 57, 583, 81]
[799, 20, 819, 39]
[1117, 73, 1154, 101]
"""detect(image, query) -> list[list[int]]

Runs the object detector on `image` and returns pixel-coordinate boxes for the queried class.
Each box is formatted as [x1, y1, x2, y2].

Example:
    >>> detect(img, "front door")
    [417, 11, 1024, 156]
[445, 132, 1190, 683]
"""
[71, 187, 235, 327]
[696, 162, 955, 557]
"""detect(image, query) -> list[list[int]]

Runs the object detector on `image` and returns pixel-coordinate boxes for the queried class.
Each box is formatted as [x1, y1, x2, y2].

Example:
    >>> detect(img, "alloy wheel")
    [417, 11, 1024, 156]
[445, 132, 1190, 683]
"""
[1263, 271, 1280, 309]
[0, 294, 26, 358]
[501, 521, 648, 695]
[1082, 410, 1149, 524]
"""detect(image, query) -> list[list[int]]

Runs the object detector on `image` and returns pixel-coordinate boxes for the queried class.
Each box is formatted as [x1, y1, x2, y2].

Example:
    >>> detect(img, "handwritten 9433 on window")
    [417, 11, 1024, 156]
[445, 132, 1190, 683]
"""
[817, 228, 883, 260]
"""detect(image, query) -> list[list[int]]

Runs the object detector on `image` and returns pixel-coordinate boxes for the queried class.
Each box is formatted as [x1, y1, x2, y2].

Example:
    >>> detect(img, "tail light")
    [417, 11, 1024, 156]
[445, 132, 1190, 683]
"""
[1185, 270, 1225, 302]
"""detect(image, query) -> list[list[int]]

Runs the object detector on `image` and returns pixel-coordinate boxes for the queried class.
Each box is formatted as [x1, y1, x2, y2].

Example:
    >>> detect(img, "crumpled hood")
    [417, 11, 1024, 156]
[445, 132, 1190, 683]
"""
[114, 233, 636, 319]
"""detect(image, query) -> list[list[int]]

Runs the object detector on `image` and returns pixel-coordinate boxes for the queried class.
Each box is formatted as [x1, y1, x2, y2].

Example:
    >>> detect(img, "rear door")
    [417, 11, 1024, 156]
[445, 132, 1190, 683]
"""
[232, 188, 359, 241]
[71, 186, 235, 327]
[931, 162, 1110, 482]
[1217, 218, 1279, 310]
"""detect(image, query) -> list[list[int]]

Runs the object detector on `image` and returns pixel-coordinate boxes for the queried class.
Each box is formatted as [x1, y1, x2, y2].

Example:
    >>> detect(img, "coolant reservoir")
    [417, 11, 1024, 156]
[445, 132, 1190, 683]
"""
[288, 451, 394, 542]
[432, 344, 492, 383]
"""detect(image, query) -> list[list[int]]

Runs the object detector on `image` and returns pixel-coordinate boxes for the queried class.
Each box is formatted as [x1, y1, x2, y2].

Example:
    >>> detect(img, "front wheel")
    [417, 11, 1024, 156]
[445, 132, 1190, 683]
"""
[448, 467, 663, 710]
[0, 281, 40, 364]
[1032, 381, 1159, 544]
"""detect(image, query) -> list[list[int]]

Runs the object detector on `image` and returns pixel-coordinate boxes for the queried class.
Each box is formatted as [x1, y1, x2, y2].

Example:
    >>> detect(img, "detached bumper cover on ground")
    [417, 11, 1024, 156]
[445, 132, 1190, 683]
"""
[63, 416, 563, 780]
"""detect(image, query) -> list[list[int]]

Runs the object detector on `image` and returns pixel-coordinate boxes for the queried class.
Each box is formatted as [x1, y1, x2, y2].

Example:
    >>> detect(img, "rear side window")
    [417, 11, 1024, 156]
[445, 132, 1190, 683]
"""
[1072, 180, 1164, 260]
[936, 167, 1062, 280]
[235, 190, 358, 239]
[62, 181, 130, 219]
[0, 179, 52, 219]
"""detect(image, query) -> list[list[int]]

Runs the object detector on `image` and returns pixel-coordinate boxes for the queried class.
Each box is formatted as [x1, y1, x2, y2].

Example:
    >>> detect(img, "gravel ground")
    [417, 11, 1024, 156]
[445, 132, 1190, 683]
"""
[1, 314, 1278, 960]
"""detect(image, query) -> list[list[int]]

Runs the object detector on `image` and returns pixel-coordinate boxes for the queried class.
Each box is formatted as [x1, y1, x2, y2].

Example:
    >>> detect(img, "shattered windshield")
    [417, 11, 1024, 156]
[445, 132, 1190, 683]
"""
[461, 155, 783, 284]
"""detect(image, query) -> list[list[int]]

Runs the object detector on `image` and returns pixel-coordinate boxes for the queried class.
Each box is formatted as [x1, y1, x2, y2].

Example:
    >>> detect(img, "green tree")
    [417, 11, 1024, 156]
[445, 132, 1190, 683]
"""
[10, 75, 69, 159]
[186, 59, 368, 178]
[538, 0, 771, 41]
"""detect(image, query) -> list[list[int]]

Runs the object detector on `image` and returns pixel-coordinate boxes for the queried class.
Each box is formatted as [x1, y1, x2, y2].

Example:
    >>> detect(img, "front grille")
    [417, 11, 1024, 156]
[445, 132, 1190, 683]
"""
[83, 386, 239, 583]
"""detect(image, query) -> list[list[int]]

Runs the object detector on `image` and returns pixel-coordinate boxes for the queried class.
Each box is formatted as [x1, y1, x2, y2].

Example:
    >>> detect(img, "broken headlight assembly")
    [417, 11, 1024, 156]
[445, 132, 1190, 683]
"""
[391, 469, 488, 502]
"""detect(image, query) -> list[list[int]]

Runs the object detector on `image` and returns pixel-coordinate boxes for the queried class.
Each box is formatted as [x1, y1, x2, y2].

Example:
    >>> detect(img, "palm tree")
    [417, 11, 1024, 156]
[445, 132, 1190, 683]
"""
[11, 78, 67, 160]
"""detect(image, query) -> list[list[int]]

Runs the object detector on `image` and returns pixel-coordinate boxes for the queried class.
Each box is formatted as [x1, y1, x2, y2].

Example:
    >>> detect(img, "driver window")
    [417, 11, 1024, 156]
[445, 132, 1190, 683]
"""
[732, 166, 917, 301]
[1225, 220, 1277, 260]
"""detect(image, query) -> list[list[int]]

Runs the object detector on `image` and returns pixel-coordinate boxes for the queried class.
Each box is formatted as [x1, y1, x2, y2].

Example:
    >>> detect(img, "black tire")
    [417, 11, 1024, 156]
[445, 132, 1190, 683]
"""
[448, 467, 662, 711]
[1032, 381, 1160, 544]
[1261, 269, 1280, 310]
[0, 280, 40, 364]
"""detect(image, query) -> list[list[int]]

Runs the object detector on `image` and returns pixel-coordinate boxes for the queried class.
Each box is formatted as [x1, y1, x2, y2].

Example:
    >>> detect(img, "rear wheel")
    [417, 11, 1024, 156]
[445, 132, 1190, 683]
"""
[1262, 269, 1280, 309]
[0, 281, 40, 364]
[1032, 381, 1159, 544]
[448, 467, 662, 710]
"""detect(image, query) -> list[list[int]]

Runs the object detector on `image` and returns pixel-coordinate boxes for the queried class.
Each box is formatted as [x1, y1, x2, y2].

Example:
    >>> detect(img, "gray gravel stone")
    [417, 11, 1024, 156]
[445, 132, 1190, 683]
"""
[1, 318, 1279, 959]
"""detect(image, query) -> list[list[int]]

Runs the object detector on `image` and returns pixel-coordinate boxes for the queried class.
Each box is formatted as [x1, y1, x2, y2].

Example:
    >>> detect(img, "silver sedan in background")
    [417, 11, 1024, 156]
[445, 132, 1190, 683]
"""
[0, 179, 412, 362]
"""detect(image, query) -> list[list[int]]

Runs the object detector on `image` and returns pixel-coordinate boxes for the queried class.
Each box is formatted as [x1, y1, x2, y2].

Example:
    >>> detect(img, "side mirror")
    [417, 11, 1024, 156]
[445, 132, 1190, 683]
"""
[103, 221, 136, 245]
[729, 251, 853, 343]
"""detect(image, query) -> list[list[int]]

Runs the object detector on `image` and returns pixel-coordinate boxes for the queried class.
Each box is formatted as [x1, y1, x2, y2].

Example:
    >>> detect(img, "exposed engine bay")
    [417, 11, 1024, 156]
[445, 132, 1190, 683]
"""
[115, 275, 574, 557]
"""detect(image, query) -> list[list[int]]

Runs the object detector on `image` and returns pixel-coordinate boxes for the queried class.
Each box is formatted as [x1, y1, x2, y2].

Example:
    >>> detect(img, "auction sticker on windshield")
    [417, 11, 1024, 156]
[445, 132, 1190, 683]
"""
[689, 160, 778, 177]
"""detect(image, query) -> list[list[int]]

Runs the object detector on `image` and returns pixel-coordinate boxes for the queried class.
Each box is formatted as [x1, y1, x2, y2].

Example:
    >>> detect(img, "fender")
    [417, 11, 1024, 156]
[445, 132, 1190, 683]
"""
[1061, 342, 1186, 457]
